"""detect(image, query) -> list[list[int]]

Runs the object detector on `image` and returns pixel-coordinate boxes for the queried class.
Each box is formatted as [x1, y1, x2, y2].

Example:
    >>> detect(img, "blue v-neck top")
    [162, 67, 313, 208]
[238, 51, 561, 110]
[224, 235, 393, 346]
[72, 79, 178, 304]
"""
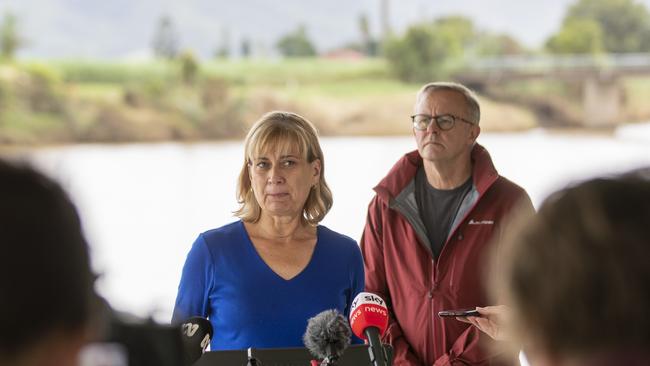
[172, 220, 364, 351]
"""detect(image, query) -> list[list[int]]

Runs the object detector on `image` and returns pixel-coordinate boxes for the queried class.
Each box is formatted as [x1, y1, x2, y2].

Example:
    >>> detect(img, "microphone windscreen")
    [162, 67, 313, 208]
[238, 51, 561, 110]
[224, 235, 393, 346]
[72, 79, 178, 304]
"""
[180, 317, 213, 365]
[349, 292, 388, 340]
[303, 309, 351, 360]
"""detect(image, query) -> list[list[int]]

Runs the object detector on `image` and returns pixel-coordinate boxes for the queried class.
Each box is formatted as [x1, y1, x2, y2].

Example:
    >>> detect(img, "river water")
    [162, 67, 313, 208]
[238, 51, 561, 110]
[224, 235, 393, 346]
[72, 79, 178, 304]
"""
[3, 128, 649, 322]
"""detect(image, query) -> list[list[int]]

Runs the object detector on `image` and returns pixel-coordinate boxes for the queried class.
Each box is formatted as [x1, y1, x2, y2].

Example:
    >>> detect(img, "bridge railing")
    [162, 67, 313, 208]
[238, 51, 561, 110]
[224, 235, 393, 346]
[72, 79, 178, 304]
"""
[466, 53, 650, 73]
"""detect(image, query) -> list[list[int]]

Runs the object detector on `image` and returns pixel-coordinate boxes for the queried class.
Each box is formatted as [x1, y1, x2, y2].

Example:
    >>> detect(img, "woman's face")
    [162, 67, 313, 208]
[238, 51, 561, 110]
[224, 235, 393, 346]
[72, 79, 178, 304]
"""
[249, 147, 321, 220]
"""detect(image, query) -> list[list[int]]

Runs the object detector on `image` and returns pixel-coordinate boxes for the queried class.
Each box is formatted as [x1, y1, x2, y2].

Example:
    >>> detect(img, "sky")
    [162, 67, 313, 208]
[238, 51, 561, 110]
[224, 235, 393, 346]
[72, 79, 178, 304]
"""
[4, 0, 646, 60]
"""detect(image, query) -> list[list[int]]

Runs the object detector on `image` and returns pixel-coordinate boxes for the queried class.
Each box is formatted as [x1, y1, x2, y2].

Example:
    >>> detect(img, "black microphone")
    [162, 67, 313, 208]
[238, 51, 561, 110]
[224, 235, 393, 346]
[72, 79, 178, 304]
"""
[303, 309, 352, 365]
[180, 316, 213, 366]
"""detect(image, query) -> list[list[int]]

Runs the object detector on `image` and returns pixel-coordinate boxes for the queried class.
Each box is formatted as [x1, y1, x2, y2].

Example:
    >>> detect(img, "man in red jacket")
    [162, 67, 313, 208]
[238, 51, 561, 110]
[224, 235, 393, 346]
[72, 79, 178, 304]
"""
[360, 82, 533, 366]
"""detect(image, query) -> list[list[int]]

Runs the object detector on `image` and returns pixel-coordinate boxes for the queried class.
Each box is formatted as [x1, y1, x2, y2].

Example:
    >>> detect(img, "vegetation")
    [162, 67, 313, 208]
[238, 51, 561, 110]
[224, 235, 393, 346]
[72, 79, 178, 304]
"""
[384, 16, 527, 83]
[49, 58, 388, 85]
[357, 13, 379, 56]
[546, 0, 650, 53]
[0, 61, 244, 144]
[0, 12, 23, 60]
[0, 57, 542, 145]
[383, 0, 650, 82]
[3, 0, 650, 145]
[276, 25, 317, 57]
[546, 18, 604, 54]
[0, 59, 390, 144]
[151, 15, 180, 60]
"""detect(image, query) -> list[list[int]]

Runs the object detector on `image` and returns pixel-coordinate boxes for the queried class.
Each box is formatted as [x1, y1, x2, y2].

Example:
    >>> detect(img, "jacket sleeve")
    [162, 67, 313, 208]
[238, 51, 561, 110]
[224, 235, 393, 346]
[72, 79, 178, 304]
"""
[360, 195, 423, 366]
[432, 325, 514, 366]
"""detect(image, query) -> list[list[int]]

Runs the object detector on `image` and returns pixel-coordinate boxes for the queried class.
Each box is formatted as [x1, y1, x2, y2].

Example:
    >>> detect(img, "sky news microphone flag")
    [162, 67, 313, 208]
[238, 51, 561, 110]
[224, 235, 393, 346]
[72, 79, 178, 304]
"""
[349, 292, 389, 366]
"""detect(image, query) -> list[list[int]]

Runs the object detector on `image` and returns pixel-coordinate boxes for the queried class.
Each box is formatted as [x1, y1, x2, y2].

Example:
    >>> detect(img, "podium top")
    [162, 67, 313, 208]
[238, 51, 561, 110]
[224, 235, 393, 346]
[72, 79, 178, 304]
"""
[195, 344, 374, 366]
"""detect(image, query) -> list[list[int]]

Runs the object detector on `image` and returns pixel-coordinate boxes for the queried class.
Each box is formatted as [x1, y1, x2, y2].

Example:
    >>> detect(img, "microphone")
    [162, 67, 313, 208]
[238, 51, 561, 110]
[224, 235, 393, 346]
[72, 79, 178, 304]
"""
[180, 316, 213, 366]
[303, 309, 352, 365]
[349, 292, 389, 366]
[247, 347, 261, 366]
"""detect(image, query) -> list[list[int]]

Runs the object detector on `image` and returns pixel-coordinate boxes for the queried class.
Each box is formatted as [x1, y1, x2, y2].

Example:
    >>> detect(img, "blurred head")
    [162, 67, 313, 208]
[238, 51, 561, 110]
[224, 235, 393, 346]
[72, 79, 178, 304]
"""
[235, 111, 332, 225]
[0, 160, 96, 365]
[491, 172, 650, 364]
[412, 82, 480, 164]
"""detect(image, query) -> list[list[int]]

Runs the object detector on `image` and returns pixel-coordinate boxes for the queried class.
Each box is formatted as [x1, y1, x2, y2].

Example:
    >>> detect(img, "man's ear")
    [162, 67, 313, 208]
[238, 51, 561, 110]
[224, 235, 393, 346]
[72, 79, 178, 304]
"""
[469, 125, 481, 142]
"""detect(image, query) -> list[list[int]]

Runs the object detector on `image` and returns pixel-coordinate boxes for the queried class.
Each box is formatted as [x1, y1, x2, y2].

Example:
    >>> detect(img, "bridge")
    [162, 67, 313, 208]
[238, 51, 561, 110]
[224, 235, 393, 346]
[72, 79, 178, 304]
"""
[457, 53, 650, 127]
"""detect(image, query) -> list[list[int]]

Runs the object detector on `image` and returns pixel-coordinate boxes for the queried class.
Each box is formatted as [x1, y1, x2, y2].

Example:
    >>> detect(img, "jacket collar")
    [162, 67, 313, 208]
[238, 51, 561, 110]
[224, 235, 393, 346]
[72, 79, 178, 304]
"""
[373, 143, 499, 202]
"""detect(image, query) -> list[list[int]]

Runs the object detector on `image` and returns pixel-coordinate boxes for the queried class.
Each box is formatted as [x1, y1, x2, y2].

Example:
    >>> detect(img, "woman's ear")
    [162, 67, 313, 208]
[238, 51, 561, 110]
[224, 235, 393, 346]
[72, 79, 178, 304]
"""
[311, 159, 322, 181]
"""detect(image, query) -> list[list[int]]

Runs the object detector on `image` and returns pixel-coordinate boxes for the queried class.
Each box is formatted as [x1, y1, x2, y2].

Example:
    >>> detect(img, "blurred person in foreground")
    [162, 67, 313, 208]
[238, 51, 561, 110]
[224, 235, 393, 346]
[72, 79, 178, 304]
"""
[360, 81, 533, 365]
[479, 171, 650, 366]
[172, 111, 364, 350]
[0, 160, 96, 366]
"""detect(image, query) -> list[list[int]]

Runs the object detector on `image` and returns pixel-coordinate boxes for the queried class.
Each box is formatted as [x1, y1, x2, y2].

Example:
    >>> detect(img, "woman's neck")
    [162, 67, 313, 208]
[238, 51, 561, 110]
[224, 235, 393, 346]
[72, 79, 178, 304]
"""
[248, 214, 314, 243]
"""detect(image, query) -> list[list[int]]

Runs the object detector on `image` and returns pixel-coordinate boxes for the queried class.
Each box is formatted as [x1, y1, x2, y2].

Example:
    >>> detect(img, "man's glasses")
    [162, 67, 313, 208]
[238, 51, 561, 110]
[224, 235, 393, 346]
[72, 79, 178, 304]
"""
[410, 114, 475, 131]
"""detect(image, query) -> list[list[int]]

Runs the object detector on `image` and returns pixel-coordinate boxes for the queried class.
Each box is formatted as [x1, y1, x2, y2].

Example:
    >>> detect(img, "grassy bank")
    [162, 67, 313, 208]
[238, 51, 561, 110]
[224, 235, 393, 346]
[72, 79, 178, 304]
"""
[10, 57, 650, 145]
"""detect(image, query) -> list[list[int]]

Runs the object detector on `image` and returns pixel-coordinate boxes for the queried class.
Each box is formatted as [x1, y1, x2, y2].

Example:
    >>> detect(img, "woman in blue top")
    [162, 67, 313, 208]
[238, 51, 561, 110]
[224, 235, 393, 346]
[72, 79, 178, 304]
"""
[172, 111, 364, 351]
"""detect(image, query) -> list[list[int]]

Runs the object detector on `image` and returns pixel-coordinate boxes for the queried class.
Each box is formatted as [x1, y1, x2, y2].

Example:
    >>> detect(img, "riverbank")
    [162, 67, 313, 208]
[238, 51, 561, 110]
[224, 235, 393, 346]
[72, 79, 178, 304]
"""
[1, 59, 649, 145]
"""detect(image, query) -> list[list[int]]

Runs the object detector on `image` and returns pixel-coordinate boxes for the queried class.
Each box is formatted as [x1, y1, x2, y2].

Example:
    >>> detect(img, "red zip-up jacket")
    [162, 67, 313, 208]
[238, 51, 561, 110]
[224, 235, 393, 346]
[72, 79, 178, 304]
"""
[360, 144, 533, 366]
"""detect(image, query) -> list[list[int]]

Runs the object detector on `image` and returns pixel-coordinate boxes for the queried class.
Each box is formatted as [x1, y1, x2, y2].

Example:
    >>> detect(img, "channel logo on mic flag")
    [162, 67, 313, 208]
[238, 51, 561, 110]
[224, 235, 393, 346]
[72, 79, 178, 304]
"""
[349, 292, 388, 340]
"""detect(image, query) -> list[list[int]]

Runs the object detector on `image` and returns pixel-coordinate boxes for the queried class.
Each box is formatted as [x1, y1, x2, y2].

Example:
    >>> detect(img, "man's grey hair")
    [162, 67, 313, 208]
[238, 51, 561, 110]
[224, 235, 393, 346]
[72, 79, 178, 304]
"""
[416, 82, 481, 125]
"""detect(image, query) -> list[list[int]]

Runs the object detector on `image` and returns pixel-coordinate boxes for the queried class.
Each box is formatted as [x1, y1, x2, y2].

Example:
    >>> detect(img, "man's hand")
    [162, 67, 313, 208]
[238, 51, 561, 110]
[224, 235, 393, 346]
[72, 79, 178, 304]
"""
[456, 305, 510, 341]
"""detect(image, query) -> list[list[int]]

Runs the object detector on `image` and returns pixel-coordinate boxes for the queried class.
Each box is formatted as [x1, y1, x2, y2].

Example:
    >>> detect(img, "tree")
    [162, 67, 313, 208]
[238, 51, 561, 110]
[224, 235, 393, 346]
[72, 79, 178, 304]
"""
[0, 12, 23, 60]
[546, 18, 604, 54]
[179, 50, 199, 85]
[474, 33, 525, 56]
[276, 25, 316, 57]
[358, 13, 378, 56]
[434, 16, 476, 47]
[548, 0, 650, 53]
[151, 15, 179, 59]
[240, 38, 251, 58]
[642, 27, 650, 50]
[383, 16, 474, 82]
[384, 15, 527, 81]
[384, 24, 450, 82]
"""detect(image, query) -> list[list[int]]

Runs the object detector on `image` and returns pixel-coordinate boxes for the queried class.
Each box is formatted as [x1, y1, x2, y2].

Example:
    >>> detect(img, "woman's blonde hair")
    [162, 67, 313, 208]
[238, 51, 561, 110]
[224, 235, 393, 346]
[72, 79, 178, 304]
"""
[234, 111, 333, 225]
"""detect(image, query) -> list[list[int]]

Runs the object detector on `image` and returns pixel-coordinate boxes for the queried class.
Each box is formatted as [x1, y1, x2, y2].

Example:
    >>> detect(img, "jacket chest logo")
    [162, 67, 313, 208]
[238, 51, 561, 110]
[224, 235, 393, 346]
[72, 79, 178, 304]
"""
[468, 219, 494, 225]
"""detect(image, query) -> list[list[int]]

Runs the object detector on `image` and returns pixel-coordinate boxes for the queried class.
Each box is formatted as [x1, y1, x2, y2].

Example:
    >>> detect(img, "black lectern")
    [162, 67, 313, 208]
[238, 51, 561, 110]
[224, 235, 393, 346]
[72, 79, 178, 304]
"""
[194, 344, 391, 366]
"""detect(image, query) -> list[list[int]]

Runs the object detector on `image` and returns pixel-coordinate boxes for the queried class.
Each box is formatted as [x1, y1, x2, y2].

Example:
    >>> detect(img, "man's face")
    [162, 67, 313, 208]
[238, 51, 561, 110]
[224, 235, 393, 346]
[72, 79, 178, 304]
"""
[413, 89, 480, 164]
